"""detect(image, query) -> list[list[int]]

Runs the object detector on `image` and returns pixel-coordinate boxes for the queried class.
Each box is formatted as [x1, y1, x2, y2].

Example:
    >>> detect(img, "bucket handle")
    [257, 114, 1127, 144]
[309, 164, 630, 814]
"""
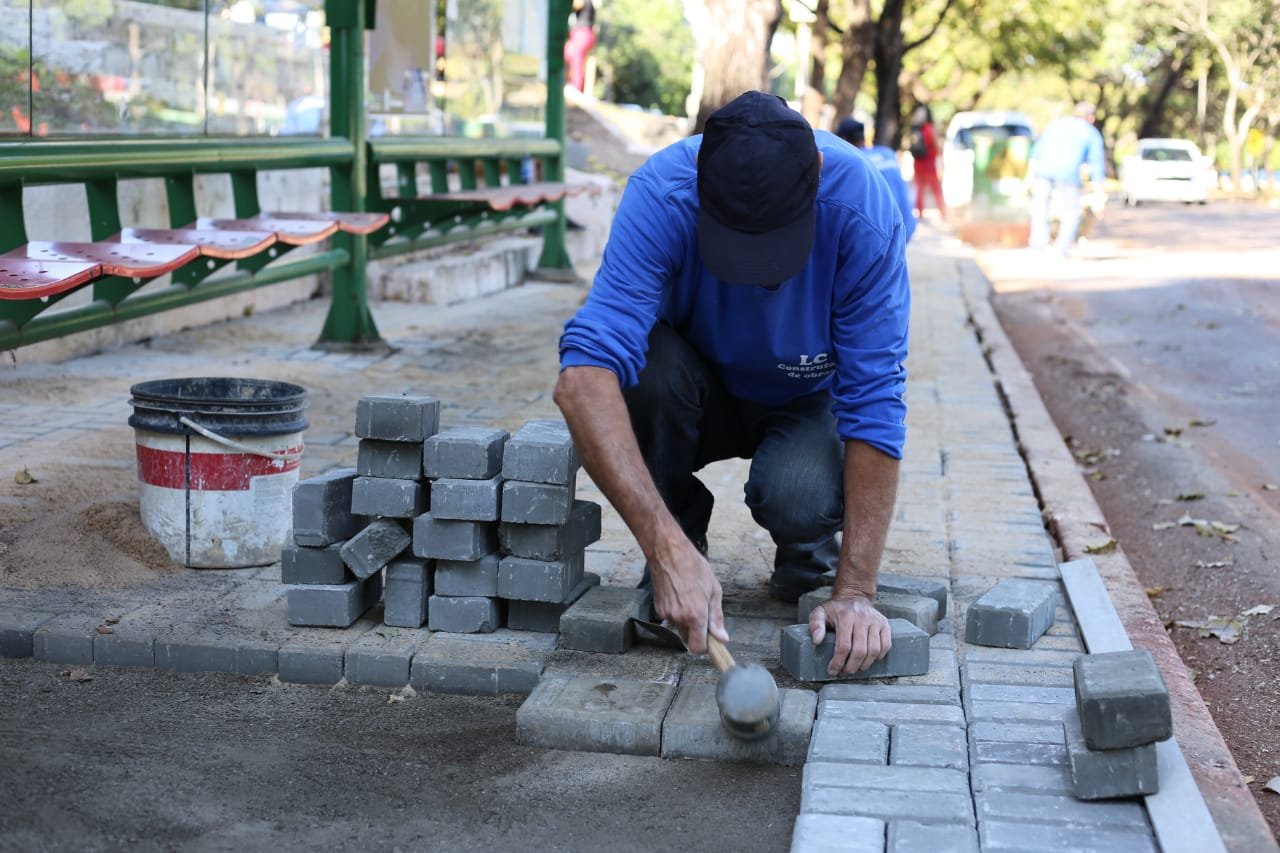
[179, 416, 304, 462]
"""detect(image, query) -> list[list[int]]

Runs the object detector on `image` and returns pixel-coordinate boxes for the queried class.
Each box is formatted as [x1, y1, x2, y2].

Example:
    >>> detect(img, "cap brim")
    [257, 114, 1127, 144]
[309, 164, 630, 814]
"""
[698, 205, 815, 285]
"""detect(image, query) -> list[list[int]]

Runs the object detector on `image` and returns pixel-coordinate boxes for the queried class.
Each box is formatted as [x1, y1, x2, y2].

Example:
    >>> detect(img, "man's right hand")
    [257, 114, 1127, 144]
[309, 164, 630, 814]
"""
[647, 532, 727, 654]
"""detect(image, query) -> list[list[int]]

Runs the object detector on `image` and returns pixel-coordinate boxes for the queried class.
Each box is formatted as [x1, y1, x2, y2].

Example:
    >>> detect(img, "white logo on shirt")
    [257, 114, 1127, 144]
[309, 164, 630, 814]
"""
[777, 352, 834, 380]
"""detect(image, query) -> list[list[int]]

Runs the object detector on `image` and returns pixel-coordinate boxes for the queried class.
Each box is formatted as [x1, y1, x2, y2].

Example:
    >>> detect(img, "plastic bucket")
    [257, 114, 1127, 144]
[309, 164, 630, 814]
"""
[128, 378, 308, 568]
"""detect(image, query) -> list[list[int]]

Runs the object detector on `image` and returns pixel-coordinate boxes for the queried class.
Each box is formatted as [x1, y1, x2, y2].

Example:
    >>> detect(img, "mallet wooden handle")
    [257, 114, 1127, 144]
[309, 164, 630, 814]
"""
[706, 634, 736, 673]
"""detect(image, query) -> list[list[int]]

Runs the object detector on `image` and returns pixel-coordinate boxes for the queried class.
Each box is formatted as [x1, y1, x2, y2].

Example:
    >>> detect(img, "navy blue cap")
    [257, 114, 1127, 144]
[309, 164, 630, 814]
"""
[697, 91, 820, 285]
[835, 117, 864, 145]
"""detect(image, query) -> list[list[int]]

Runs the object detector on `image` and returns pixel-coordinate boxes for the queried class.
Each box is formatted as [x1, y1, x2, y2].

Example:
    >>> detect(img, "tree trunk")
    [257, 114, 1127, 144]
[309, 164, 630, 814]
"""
[831, 0, 872, 123]
[801, 0, 830, 127]
[872, 0, 906, 148]
[1136, 49, 1188, 140]
[691, 0, 783, 133]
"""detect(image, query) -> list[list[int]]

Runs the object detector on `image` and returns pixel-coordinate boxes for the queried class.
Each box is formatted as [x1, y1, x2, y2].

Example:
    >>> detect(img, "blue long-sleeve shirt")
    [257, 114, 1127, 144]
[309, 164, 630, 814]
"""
[559, 129, 910, 459]
[1030, 117, 1105, 186]
[857, 143, 916, 243]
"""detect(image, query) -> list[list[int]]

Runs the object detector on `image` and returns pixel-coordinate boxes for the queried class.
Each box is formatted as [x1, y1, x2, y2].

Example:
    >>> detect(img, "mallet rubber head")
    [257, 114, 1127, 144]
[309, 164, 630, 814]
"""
[715, 662, 781, 741]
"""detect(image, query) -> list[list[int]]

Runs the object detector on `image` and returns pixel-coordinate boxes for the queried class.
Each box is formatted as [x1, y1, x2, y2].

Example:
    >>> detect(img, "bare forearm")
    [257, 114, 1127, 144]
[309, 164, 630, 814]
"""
[552, 365, 681, 557]
[834, 440, 900, 600]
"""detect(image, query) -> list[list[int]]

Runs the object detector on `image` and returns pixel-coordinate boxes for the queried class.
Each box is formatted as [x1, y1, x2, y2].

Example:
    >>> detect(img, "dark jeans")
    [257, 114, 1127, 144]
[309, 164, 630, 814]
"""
[623, 323, 843, 588]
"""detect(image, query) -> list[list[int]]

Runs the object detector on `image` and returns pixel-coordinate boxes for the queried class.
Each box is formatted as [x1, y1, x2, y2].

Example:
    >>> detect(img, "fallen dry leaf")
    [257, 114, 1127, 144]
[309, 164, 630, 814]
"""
[1152, 521, 1178, 531]
[1163, 426, 1183, 437]
[61, 669, 93, 683]
[1084, 540, 1118, 555]
[1176, 616, 1244, 644]
[1194, 559, 1233, 570]
[1263, 483, 1278, 492]
[387, 693, 406, 704]
[95, 625, 113, 635]
[1242, 605, 1274, 617]
[1145, 586, 1166, 598]
[1266, 777, 1280, 795]
[14, 467, 36, 485]
[1176, 491, 1205, 502]
[1243, 775, 1256, 784]
[1189, 418, 1217, 428]
[1087, 471, 1106, 481]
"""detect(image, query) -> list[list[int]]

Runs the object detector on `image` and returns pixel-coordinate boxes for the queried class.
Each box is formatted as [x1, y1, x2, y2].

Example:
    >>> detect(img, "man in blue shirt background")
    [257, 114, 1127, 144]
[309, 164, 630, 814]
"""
[1027, 101, 1106, 255]
[835, 117, 916, 243]
[554, 91, 910, 675]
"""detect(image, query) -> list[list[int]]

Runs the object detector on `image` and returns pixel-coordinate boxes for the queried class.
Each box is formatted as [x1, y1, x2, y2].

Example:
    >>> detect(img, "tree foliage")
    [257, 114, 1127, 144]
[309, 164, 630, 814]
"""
[594, 0, 694, 116]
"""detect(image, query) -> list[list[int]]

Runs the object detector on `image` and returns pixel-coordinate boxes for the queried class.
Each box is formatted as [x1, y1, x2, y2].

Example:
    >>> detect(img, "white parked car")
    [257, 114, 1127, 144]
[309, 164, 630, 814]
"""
[1120, 138, 1214, 205]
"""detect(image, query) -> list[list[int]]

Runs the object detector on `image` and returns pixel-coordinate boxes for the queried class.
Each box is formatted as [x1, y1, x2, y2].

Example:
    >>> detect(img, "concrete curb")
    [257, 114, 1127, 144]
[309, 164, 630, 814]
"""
[949, 236, 1277, 852]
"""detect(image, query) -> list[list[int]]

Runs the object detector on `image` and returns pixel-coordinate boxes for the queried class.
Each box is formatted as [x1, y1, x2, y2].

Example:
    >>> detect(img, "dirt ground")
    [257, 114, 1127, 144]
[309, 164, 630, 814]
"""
[982, 204, 1280, 836]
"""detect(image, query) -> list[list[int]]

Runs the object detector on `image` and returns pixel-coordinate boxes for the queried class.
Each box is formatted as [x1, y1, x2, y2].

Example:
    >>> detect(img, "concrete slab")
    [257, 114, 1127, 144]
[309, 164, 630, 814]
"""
[515, 675, 676, 756]
[660, 683, 815, 765]
[410, 629, 558, 695]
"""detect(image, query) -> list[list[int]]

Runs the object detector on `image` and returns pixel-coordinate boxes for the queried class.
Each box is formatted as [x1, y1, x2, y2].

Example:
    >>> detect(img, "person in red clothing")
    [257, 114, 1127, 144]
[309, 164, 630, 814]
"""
[563, 0, 596, 93]
[907, 104, 945, 220]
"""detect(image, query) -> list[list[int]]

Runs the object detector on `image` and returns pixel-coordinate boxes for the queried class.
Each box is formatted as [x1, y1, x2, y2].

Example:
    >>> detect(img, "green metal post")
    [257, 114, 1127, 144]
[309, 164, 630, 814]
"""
[317, 0, 383, 349]
[537, 0, 574, 274]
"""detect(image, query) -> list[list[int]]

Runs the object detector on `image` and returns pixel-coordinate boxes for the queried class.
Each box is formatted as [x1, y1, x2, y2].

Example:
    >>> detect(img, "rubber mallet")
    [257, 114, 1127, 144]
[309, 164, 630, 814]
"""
[706, 634, 781, 740]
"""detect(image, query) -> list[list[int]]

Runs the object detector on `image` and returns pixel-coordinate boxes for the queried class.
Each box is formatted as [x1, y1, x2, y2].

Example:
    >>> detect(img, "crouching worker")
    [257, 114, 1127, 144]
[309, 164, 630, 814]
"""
[553, 92, 910, 675]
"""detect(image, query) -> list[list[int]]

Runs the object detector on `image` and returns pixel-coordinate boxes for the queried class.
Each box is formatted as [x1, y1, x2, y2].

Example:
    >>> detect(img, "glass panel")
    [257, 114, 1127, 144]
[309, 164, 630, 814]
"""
[0, 1, 30, 136]
[366, 0, 438, 136]
[32, 0, 206, 136]
[444, 0, 545, 138]
[206, 0, 328, 136]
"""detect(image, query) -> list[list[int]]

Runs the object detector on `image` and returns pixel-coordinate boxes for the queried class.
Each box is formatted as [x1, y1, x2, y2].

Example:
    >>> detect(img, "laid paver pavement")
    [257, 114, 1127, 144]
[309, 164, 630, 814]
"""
[0, 224, 1238, 849]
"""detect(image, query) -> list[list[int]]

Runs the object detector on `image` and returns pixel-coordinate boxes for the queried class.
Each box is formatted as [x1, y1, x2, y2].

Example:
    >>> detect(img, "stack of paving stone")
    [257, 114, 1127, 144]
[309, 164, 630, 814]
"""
[285, 395, 438, 628]
[1063, 649, 1170, 799]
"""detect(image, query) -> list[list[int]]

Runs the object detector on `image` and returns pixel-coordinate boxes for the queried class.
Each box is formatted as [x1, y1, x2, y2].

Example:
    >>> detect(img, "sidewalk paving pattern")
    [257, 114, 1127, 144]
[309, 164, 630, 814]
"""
[0, 232, 1193, 850]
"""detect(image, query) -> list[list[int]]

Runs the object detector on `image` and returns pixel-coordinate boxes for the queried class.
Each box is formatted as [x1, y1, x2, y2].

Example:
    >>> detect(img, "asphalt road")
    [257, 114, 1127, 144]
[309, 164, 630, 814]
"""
[981, 197, 1280, 835]
[0, 659, 799, 852]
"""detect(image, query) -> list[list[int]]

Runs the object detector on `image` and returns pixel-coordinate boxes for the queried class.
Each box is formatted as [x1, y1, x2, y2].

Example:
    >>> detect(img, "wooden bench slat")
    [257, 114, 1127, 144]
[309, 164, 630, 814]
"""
[263, 210, 390, 235]
[416, 182, 598, 212]
[116, 228, 277, 260]
[9, 241, 199, 279]
[0, 257, 102, 300]
[197, 216, 339, 245]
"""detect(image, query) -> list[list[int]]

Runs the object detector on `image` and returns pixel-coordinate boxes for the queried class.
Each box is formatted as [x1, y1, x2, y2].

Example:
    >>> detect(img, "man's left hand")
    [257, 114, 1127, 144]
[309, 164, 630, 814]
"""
[807, 594, 893, 676]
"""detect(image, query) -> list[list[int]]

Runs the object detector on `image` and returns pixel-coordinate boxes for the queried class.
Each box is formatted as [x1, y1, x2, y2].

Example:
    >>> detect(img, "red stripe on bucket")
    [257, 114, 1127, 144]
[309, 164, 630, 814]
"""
[136, 444, 302, 491]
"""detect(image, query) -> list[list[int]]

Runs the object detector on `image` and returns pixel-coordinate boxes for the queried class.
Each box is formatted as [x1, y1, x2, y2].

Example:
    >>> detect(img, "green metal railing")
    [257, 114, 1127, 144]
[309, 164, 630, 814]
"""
[0, 0, 575, 352]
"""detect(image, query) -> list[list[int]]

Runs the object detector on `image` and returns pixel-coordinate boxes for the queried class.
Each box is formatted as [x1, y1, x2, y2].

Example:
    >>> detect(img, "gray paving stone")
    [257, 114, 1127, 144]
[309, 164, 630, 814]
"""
[970, 762, 1074, 795]
[344, 626, 426, 687]
[1033, 634, 1085, 652]
[281, 541, 351, 585]
[507, 571, 600, 632]
[781, 620, 929, 682]
[891, 647, 959, 689]
[801, 764, 974, 823]
[963, 683, 1075, 706]
[33, 615, 99, 665]
[500, 479, 576, 525]
[94, 628, 156, 668]
[544, 645, 685, 685]
[434, 552, 500, 597]
[790, 814, 886, 853]
[516, 675, 676, 756]
[972, 740, 1068, 767]
[287, 576, 382, 627]
[807, 716, 889, 764]
[660, 683, 815, 765]
[965, 579, 1056, 649]
[979, 822, 1157, 853]
[357, 438, 424, 479]
[498, 499, 601, 560]
[292, 467, 362, 546]
[888, 821, 977, 853]
[410, 629, 557, 695]
[154, 631, 238, 674]
[799, 589, 939, 635]
[722, 615, 787, 656]
[278, 635, 353, 685]
[559, 585, 651, 653]
[819, 697, 966, 727]
[501, 419, 579, 485]
[0, 608, 57, 658]
[236, 642, 279, 676]
[974, 791, 1149, 828]
[355, 394, 439, 442]
[383, 558, 432, 628]
[961, 662, 1075, 687]
[350, 476, 427, 519]
[430, 475, 503, 522]
[1063, 706, 1159, 799]
[1074, 649, 1172, 750]
[969, 721, 1066, 745]
[891, 723, 967, 770]
[961, 647, 1081, 668]
[968, 700, 1079, 724]
[424, 426, 508, 480]
[878, 573, 949, 620]
[427, 595, 502, 633]
[497, 552, 585, 603]
[819, 683, 960, 706]
[412, 513, 498, 561]
[340, 519, 412, 578]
